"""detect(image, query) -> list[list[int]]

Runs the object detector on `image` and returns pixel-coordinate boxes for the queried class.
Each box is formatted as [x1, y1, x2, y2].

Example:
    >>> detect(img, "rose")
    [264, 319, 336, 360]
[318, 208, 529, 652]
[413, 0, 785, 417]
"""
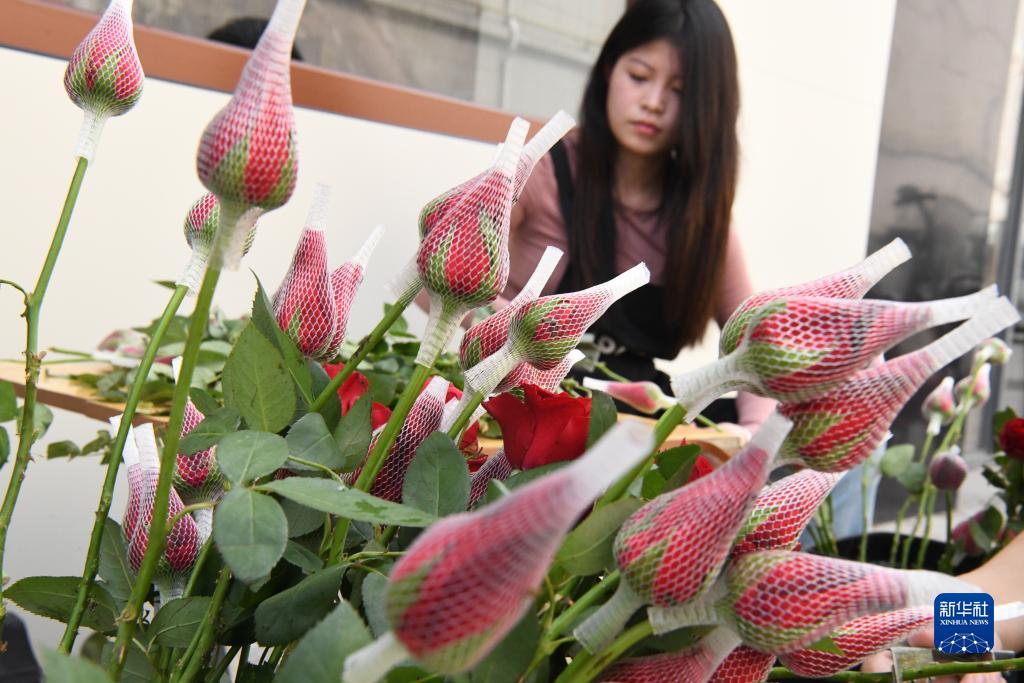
[483, 384, 590, 470]
[929, 448, 967, 491]
[323, 363, 391, 429]
[999, 416, 1024, 461]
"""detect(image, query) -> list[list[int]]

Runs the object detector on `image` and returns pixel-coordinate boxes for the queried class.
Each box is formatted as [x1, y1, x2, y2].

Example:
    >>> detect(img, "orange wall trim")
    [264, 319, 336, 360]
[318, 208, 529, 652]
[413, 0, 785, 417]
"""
[0, 0, 532, 143]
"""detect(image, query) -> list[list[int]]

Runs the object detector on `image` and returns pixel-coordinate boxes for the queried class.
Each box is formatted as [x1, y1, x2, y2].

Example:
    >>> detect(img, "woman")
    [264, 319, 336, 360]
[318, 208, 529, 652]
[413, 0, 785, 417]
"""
[506, 0, 774, 431]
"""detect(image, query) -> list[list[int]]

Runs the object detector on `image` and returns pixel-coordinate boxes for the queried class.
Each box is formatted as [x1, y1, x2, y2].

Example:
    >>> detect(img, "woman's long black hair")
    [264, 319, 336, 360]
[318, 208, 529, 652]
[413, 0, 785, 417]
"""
[572, 0, 740, 352]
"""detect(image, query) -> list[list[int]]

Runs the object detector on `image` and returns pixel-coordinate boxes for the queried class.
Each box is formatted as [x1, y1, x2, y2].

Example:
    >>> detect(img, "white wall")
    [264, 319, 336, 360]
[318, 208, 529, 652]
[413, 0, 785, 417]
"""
[0, 0, 896, 650]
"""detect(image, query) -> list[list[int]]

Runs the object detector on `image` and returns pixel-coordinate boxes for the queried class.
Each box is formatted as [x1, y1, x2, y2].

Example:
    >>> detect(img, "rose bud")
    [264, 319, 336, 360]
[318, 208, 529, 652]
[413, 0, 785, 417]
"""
[196, 0, 305, 269]
[599, 627, 742, 683]
[573, 414, 791, 653]
[171, 359, 223, 545]
[731, 469, 845, 557]
[114, 417, 200, 604]
[483, 384, 591, 471]
[973, 336, 1012, 367]
[343, 422, 655, 681]
[648, 550, 980, 654]
[64, 0, 145, 160]
[413, 119, 528, 366]
[922, 376, 957, 436]
[720, 239, 911, 355]
[929, 447, 967, 491]
[674, 287, 1002, 420]
[468, 449, 514, 508]
[464, 264, 650, 394]
[779, 606, 933, 677]
[583, 378, 674, 415]
[956, 362, 991, 408]
[273, 186, 382, 360]
[708, 645, 776, 683]
[772, 298, 1018, 472]
[999, 416, 1024, 462]
[178, 194, 263, 296]
[347, 377, 449, 502]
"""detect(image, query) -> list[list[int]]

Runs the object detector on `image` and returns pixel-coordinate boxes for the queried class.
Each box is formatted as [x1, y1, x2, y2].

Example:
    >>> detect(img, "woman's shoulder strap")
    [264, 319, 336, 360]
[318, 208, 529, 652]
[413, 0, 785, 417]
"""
[549, 139, 574, 228]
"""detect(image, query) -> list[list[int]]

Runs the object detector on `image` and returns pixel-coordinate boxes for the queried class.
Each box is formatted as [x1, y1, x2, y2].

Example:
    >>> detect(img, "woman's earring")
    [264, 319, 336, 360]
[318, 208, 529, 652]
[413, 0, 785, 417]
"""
[670, 146, 680, 162]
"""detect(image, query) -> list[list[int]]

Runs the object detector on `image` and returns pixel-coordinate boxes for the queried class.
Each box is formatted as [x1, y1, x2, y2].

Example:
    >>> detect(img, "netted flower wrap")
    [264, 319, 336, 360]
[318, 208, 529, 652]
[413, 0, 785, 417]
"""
[494, 348, 585, 395]
[648, 550, 979, 654]
[583, 378, 675, 415]
[574, 413, 791, 653]
[599, 627, 742, 683]
[272, 185, 383, 360]
[708, 644, 775, 683]
[114, 417, 200, 604]
[671, 286, 998, 420]
[64, 0, 144, 160]
[343, 421, 655, 682]
[467, 448, 514, 508]
[465, 264, 650, 393]
[776, 297, 1019, 472]
[730, 468, 845, 558]
[778, 606, 933, 677]
[389, 111, 575, 307]
[195, 0, 305, 268]
[720, 238, 911, 355]
[178, 194, 263, 295]
[346, 377, 449, 502]
[170, 359, 223, 544]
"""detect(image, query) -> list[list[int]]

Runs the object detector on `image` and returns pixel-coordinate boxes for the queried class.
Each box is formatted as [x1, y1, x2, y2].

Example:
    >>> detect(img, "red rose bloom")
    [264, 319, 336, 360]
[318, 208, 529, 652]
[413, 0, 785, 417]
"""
[483, 384, 591, 470]
[999, 417, 1024, 462]
[323, 363, 390, 429]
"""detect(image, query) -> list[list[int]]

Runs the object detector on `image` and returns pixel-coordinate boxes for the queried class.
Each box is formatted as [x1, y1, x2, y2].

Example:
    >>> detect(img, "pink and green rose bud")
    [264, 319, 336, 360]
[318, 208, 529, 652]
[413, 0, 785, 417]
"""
[573, 414, 790, 653]
[673, 287, 1001, 421]
[730, 469, 845, 557]
[922, 376, 957, 436]
[956, 362, 991, 408]
[720, 239, 910, 355]
[778, 606, 933, 678]
[195, 0, 305, 268]
[347, 377, 449, 502]
[343, 422, 654, 681]
[272, 186, 382, 361]
[583, 378, 673, 415]
[973, 336, 1012, 367]
[64, 0, 144, 160]
[178, 193, 263, 295]
[114, 417, 200, 603]
[708, 645, 776, 683]
[929, 447, 967, 491]
[598, 627, 742, 683]
[649, 550, 978, 654]
[171, 359, 223, 544]
[775, 298, 1018, 472]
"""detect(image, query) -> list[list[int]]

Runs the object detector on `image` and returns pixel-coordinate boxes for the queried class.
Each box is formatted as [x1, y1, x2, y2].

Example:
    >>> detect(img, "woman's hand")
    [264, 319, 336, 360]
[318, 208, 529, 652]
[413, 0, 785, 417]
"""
[860, 626, 1005, 682]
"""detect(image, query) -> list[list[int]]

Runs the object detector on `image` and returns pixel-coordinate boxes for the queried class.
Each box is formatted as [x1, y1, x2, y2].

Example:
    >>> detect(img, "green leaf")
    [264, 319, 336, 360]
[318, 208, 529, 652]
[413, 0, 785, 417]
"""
[283, 540, 324, 573]
[276, 600, 372, 683]
[360, 571, 390, 637]
[259, 478, 437, 527]
[978, 505, 1005, 540]
[0, 427, 8, 468]
[806, 635, 846, 655]
[148, 597, 211, 647]
[880, 444, 915, 479]
[189, 387, 220, 417]
[896, 462, 927, 495]
[222, 323, 297, 433]
[286, 413, 342, 472]
[46, 440, 81, 459]
[969, 519, 994, 554]
[641, 468, 667, 499]
[7, 576, 117, 633]
[216, 430, 289, 485]
[363, 370, 398, 406]
[403, 433, 470, 516]
[586, 391, 617, 447]
[254, 564, 346, 645]
[334, 393, 373, 472]
[281, 497, 328, 538]
[556, 497, 643, 575]
[0, 381, 17, 421]
[470, 611, 541, 683]
[309, 360, 341, 432]
[659, 445, 701, 491]
[97, 518, 132, 609]
[98, 640, 153, 683]
[250, 277, 314, 405]
[34, 403, 54, 439]
[236, 663, 276, 682]
[40, 650, 112, 683]
[214, 489, 288, 582]
[178, 406, 241, 455]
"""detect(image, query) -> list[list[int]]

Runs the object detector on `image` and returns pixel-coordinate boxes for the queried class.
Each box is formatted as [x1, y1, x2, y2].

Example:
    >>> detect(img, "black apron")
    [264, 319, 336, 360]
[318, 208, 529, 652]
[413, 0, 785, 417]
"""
[549, 141, 737, 423]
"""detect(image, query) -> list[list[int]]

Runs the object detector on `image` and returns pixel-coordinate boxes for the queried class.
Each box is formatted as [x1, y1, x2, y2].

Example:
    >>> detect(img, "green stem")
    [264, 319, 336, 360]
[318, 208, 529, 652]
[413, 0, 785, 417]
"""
[447, 391, 484, 442]
[595, 403, 684, 508]
[60, 284, 189, 653]
[529, 571, 621, 674]
[287, 455, 345, 484]
[182, 537, 214, 599]
[0, 156, 88, 635]
[593, 361, 629, 383]
[172, 567, 232, 683]
[938, 489, 956, 573]
[889, 496, 914, 566]
[309, 299, 414, 413]
[109, 264, 223, 677]
[205, 644, 240, 683]
[328, 362, 434, 563]
[858, 459, 871, 562]
[556, 620, 653, 683]
[915, 485, 938, 569]
[767, 656, 1024, 680]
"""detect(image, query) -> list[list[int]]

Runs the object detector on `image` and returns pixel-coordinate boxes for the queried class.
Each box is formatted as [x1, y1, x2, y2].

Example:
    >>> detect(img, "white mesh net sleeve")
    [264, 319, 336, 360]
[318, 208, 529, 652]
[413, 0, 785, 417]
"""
[598, 626, 742, 683]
